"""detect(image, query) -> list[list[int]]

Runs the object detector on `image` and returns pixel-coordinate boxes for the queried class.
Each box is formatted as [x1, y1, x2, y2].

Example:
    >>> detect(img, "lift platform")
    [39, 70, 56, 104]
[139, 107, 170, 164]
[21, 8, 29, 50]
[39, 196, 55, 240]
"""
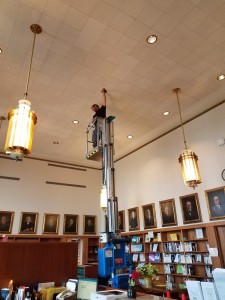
[86, 113, 132, 289]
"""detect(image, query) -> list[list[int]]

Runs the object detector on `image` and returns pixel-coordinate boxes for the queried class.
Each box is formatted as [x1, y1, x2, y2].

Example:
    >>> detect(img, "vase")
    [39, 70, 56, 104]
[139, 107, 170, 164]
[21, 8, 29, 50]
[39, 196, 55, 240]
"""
[144, 277, 153, 288]
[127, 286, 136, 299]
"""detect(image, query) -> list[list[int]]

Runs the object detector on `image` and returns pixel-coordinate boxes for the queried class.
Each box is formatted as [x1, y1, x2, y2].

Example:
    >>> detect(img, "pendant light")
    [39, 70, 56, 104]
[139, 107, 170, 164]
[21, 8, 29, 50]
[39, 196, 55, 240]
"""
[173, 88, 201, 188]
[4, 24, 42, 160]
[100, 185, 107, 212]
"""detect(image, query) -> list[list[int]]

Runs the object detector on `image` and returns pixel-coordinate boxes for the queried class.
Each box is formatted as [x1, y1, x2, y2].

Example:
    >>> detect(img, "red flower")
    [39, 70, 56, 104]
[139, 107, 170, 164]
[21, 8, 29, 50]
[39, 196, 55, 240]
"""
[130, 271, 139, 280]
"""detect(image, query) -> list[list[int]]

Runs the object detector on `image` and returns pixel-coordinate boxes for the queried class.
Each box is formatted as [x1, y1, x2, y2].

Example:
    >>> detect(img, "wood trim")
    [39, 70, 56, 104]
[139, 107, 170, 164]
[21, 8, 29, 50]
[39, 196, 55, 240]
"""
[46, 181, 86, 188]
[121, 220, 225, 235]
[48, 163, 87, 172]
[0, 176, 20, 181]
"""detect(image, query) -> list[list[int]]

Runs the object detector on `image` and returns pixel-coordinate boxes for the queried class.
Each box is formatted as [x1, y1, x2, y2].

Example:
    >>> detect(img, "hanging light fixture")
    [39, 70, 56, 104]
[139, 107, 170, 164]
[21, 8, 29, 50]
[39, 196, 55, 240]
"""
[100, 185, 107, 212]
[173, 88, 201, 188]
[4, 24, 42, 160]
[0, 116, 6, 145]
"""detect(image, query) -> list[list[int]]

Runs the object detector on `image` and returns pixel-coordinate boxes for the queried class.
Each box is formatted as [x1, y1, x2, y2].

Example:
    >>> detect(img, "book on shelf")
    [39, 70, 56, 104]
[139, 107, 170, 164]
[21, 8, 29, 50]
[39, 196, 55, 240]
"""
[182, 265, 187, 275]
[170, 233, 178, 241]
[176, 264, 183, 274]
[132, 253, 139, 262]
[196, 254, 202, 263]
[149, 253, 155, 262]
[145, 231, 154, 242]
[157, 232, 161, 242]
[145, 235, 151, 242]
[203, 254, 212, 265]
[131, 244, 143, 252]
[195, 228, 204, 239]
[174, 253, 181, 263]
[154, 253, 161, 262]
[152, 244, 158, 252]
[139, 253, 145, 262]
[137, 262, 144, 268]
[205, 265, 213, 277]
[180, 254, 185, 263]
[163, 253, 172, 263]
[213, 268, 225, 300]
[132, 236, 141, 243]
[185, 254, 193, 264]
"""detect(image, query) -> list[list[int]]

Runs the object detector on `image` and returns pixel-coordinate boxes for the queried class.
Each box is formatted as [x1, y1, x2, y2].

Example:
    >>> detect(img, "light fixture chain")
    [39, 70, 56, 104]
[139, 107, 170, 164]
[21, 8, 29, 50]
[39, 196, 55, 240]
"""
[174, 88, 188, 150]
[24, 30, 37, 99]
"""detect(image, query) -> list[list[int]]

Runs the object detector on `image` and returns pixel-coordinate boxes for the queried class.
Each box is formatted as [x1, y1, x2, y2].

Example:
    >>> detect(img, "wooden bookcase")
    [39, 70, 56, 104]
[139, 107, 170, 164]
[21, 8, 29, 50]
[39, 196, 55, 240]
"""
[122, 221, 225, 290]
[5, 234, 99, 265]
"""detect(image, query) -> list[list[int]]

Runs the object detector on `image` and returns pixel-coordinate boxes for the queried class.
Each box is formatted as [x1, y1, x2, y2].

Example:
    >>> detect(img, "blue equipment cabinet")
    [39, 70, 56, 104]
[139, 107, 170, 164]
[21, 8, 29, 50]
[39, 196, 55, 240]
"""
[98, 238, 132, 289]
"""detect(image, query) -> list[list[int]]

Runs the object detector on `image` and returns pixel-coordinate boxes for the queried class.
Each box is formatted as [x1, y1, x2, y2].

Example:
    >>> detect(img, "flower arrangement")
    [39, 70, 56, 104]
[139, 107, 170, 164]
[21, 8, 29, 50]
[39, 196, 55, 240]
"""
[129, 270, 139, 286]
[136, 263, 158, 279]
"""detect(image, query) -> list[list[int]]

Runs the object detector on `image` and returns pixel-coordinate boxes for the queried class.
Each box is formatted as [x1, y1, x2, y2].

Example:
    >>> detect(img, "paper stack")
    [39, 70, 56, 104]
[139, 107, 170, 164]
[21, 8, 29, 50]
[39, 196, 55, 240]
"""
[212, 268, 225, 300]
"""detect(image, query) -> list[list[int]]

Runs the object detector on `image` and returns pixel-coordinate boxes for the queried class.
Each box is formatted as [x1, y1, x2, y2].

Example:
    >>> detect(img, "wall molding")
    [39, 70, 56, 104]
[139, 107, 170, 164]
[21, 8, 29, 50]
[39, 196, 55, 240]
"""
[0, 176, 20, 181]
[48, 163, 86, 172]
[46, 181, 86, 188]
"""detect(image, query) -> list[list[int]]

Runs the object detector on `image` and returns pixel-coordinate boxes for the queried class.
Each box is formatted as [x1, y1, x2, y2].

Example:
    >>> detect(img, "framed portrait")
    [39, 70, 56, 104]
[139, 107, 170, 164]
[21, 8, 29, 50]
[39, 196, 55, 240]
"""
[83, 215, 96, 234]
[118, 210, 125, 232]
[128, 207, 140, 231]
[180, 193, 202, 224]
[19, 212, 38, 234]
[160, 199, 177, 227]
[63, 214, 78, 234]
[142, 204, 157, 229]
[43, 213, 59, 234]
[0, 211, 14, 234]
[205, 186, 225, 220]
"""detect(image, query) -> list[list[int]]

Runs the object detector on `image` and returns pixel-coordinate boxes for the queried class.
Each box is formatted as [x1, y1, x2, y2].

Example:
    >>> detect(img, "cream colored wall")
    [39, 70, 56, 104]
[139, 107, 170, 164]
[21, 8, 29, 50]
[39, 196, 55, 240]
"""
[115, 103, 225, 231]
[1, 103, 225, 235]
[0, 158, 102, 235]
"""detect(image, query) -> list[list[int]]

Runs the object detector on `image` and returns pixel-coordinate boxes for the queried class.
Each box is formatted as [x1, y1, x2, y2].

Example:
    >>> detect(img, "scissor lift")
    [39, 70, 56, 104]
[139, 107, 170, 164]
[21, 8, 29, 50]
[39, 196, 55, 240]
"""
[86, 115, 132, 289]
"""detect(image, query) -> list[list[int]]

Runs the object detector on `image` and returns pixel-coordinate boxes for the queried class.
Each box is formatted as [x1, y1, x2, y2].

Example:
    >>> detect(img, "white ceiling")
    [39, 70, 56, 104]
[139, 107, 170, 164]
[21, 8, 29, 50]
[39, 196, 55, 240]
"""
[1, 0, 225, 168]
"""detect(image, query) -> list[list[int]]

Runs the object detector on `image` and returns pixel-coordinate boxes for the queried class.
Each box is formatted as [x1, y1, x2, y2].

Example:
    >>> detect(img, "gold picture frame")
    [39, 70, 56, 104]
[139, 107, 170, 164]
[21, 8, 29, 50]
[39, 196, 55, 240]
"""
[19, 212, 38, 234]
[180, 193, 202, 224]
[205, 186, 225, 220]
[0, 211, 14, 234]
[83, 215, 96, 234]
[43, 213, 59, 234]
[63, 214, 78, 234]
[128, 207, 140, 231]
[142, 203, 157, 229]
[118, 210, 125, 232]
[159, 199, 177, 227]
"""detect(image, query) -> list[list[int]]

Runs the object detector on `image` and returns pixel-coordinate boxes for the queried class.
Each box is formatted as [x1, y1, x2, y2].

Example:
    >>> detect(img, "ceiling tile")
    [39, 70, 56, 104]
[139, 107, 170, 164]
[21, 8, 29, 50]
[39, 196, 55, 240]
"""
[92, 1, 116, 25]
[111, 55, 139, 80]
[63, 7, 89, 31]
[120, 0, 148, 18]
[136, 2, 163, 27]
[43, 0, 69, 22]
[109, 10, 133, 32]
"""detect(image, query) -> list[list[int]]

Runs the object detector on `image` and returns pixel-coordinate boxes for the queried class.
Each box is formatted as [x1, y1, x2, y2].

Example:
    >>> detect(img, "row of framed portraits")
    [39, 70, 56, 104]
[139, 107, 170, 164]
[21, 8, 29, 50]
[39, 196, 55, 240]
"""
[119, 186, 225, 231]
[0, 212, 97, 235]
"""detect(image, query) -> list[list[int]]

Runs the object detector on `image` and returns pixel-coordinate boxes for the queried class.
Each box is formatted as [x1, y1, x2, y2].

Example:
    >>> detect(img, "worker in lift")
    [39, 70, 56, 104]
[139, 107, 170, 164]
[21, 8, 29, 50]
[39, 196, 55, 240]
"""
[91, 88, 107, 148]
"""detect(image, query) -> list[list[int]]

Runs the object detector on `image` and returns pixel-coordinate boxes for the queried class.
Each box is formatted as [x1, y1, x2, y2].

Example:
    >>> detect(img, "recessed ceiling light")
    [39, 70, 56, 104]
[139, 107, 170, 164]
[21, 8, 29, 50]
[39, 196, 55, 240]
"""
[72, 120, 79, 124]
[0, 48, 2, 54]
[53, 141, 59, 144]
[127, 135, 133, 139]
[217, 74, 225, 81]
[146, 35, 157, 44]
[163, 111, 170, 116]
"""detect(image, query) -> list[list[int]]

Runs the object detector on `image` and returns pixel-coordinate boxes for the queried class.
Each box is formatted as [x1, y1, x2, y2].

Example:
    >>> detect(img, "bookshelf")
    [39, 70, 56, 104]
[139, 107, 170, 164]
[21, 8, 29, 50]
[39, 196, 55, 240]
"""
[122, 221, 224, 290]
